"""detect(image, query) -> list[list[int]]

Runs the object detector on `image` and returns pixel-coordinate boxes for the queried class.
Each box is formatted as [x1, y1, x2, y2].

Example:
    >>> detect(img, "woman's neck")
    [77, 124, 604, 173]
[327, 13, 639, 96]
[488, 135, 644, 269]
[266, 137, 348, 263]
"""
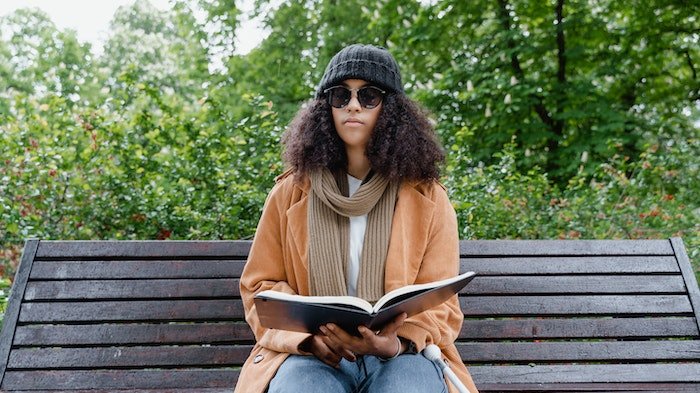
[346, 147, 371, 180]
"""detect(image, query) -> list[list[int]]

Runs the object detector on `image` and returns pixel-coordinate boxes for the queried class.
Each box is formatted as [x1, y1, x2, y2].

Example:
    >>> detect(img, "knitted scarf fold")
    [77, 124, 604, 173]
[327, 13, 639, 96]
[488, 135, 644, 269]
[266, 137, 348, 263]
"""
[308, 169, 398, 302]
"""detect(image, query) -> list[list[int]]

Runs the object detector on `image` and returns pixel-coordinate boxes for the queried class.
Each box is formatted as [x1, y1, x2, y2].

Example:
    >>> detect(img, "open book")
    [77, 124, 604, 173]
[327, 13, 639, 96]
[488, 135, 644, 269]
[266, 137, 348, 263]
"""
[254, 271, 476, 334]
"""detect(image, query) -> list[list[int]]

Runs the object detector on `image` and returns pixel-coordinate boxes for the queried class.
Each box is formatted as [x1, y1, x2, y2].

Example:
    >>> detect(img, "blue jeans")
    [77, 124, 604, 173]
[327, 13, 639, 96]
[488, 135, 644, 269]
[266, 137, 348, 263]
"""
[267, 353, 447, 393]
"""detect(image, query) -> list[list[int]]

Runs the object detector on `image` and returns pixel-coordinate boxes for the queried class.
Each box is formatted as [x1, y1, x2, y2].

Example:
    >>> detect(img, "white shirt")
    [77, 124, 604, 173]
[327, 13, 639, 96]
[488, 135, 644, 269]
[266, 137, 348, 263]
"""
[346, 174, 368, 297]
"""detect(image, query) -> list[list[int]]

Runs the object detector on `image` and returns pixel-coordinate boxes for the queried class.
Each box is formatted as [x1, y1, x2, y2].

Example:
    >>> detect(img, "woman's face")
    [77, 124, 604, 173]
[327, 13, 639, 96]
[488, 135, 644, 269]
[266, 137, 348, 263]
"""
[330, 79, 382, 152]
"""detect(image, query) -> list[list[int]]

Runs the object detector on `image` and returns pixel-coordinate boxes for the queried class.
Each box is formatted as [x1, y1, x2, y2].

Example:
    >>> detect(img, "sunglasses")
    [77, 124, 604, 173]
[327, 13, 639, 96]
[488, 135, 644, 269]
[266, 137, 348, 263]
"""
[323, 85, 386, 109]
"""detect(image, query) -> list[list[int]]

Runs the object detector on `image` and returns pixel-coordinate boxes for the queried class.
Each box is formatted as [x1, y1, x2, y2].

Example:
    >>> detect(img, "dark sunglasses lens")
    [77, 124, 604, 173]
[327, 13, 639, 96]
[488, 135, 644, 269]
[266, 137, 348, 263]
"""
[328, 88, 351, 108]
[358, 88, 383, 108]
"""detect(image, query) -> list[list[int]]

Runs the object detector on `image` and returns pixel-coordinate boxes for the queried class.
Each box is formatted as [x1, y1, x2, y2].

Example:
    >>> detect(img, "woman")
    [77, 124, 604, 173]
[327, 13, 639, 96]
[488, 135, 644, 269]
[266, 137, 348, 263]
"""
[235, 44, 478, 393]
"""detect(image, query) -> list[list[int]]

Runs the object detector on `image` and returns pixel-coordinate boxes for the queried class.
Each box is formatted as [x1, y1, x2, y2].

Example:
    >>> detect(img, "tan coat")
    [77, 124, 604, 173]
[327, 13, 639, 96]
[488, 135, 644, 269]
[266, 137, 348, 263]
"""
[235, 173, 478, 393]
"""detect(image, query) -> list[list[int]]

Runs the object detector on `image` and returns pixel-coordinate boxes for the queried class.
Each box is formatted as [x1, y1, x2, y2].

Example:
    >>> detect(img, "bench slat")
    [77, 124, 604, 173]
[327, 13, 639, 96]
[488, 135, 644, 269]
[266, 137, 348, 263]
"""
[463, 275, 686, 294]
[8, 345, 252, 369]
[30, 260, 244, 279]
[25, 279, 240, 300]
[9, 340, 700, 370]
[8, 365, 698, 389]
[17, 317, 697, 347]
[457, 340, 700, 362]
[1, 369, 240, 390]
[460, 256, 680, 274]
[460, 239, 674, 256]
[35, 239, 673, 259]
[9, 340, 700, 376]
[13, 323, 254, 346]
[459, 317, 700, 339]
[18, 295, 693, 323]
[19, 300, 245, 323]
[4, 390, 235, 393]
[30, 256, 680, 280]
[35, 241, 251, 259]
[469, 363, 700, 383]
[24, 275, 686, 301]
[476, 382, 700, 392]
[461, 295, 693, 316]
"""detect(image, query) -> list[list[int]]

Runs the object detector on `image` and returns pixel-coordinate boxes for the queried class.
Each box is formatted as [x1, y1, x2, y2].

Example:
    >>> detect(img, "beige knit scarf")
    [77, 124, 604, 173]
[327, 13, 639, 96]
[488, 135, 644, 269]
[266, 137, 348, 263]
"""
[308, 169, 399, 302]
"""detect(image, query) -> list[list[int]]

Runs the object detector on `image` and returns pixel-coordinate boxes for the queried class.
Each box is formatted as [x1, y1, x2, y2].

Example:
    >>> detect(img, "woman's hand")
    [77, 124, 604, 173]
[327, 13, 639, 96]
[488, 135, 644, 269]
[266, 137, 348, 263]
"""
[299, 333, 353, 368]
[319, 312, 408, 360]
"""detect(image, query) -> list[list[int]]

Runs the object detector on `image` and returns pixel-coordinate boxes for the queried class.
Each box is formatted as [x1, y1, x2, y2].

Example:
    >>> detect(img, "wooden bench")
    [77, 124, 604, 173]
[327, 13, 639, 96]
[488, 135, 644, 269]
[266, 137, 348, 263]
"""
[1, 238, 699, 392]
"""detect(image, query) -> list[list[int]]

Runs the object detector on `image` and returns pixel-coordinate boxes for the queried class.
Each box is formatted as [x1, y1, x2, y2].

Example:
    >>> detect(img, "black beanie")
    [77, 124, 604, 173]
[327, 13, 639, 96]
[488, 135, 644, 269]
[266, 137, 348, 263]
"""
[316, 44, 404, 98]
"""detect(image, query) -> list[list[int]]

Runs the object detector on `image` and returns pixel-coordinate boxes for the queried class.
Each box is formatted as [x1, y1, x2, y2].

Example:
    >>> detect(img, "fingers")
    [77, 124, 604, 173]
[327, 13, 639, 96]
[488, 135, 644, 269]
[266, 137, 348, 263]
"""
[322, 323, 355, 343]
[307, 335, 343, 368]
[357, 313, 407, 358]
[358, 325, 377, 340]
[318, 315, 408, 360]
[320, 325, 356, 362]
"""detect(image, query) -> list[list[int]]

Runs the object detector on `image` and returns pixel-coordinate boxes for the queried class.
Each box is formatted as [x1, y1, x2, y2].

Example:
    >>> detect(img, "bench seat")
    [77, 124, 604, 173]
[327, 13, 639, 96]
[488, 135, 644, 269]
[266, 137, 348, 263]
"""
[1, 238, 698, 392]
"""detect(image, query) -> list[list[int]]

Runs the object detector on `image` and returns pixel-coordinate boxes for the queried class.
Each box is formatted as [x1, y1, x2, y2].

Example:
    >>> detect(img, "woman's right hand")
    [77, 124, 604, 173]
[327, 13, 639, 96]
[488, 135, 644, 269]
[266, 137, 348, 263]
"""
[299, 334, 354, 368]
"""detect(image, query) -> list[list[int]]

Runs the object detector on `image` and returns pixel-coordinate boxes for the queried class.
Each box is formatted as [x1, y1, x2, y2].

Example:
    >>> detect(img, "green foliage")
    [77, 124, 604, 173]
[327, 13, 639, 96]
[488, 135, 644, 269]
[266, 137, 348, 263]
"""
[0, 275, 10, 327]
[447, 136, 699, 248]
[0, 91, 282, 241]
[0, 243, 22, 325]
[101, 1, 210, 105]
[390, 0, 699, 180]
[0, 8, 100, 114]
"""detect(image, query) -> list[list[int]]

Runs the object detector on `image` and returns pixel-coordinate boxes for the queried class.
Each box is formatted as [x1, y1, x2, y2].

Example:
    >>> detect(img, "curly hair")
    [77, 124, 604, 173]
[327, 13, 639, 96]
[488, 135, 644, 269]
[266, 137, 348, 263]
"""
[282, 93, 445, 183]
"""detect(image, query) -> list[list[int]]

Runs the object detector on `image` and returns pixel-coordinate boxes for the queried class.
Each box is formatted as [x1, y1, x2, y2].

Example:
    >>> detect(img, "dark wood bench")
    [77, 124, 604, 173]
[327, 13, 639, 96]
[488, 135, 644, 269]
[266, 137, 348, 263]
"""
[1, 238, 699, 392]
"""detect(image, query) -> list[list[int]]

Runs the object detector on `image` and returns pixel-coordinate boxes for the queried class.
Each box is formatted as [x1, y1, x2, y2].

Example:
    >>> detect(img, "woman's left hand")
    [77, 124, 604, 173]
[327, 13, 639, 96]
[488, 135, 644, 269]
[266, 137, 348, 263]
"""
[318, 312, 407, 360]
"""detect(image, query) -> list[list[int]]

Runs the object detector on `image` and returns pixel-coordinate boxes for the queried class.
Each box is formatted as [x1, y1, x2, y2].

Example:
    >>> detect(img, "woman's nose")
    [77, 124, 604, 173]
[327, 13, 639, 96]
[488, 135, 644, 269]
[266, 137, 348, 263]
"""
[346, 92, 362, 111]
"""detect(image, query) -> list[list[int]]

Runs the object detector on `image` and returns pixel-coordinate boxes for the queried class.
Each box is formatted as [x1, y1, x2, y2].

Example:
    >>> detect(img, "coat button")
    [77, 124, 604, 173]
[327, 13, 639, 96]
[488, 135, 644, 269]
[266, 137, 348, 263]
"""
[253, 354, 264, 364]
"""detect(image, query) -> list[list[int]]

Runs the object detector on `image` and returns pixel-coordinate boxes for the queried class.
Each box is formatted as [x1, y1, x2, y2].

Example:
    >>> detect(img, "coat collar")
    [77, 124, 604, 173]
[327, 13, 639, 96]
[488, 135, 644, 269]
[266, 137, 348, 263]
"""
[284, 177, 436, 285]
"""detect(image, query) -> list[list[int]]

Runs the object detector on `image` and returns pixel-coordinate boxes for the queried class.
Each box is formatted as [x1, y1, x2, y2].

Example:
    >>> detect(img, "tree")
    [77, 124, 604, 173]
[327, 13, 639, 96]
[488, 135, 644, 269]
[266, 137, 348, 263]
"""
[100, 0, 210, 108]
[377, 0, 699, 180]
[0, 8, 100, 114]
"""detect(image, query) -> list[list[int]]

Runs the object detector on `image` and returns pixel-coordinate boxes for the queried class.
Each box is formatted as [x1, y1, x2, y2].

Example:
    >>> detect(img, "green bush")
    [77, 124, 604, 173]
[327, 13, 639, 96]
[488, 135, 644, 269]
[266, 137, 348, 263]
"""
[0, 91, 282, 242]
[446, 136, 699, 278]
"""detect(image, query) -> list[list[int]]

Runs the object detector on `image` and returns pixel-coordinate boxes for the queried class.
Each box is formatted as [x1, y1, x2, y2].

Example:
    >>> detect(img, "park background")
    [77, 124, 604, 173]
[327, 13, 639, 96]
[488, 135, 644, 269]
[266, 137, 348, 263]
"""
[1, 0, 698, 322]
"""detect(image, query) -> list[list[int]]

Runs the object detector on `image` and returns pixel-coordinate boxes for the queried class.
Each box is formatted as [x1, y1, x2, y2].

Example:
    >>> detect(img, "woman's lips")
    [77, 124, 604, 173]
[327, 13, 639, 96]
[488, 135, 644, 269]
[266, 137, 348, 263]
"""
[344, 118, 363, 125]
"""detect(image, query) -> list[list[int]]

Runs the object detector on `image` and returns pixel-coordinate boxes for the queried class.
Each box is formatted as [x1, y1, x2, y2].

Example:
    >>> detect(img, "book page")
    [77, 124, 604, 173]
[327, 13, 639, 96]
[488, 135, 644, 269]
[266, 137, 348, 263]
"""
[372, 271, 476, 312]
[256, 290, 374, 314]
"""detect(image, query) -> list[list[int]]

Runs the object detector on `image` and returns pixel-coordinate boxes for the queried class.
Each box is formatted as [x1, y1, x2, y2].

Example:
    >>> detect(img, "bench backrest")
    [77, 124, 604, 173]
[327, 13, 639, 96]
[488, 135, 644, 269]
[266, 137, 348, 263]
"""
[0, 238, 698, 391]
[458, 238, 700, 391]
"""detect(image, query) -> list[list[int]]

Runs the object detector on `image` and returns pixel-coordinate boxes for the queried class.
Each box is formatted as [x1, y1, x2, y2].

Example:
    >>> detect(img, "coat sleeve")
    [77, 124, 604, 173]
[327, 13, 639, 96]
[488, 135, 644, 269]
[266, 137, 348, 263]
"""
[396, 183, 463, 352]
[239, 179, 311, 354]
